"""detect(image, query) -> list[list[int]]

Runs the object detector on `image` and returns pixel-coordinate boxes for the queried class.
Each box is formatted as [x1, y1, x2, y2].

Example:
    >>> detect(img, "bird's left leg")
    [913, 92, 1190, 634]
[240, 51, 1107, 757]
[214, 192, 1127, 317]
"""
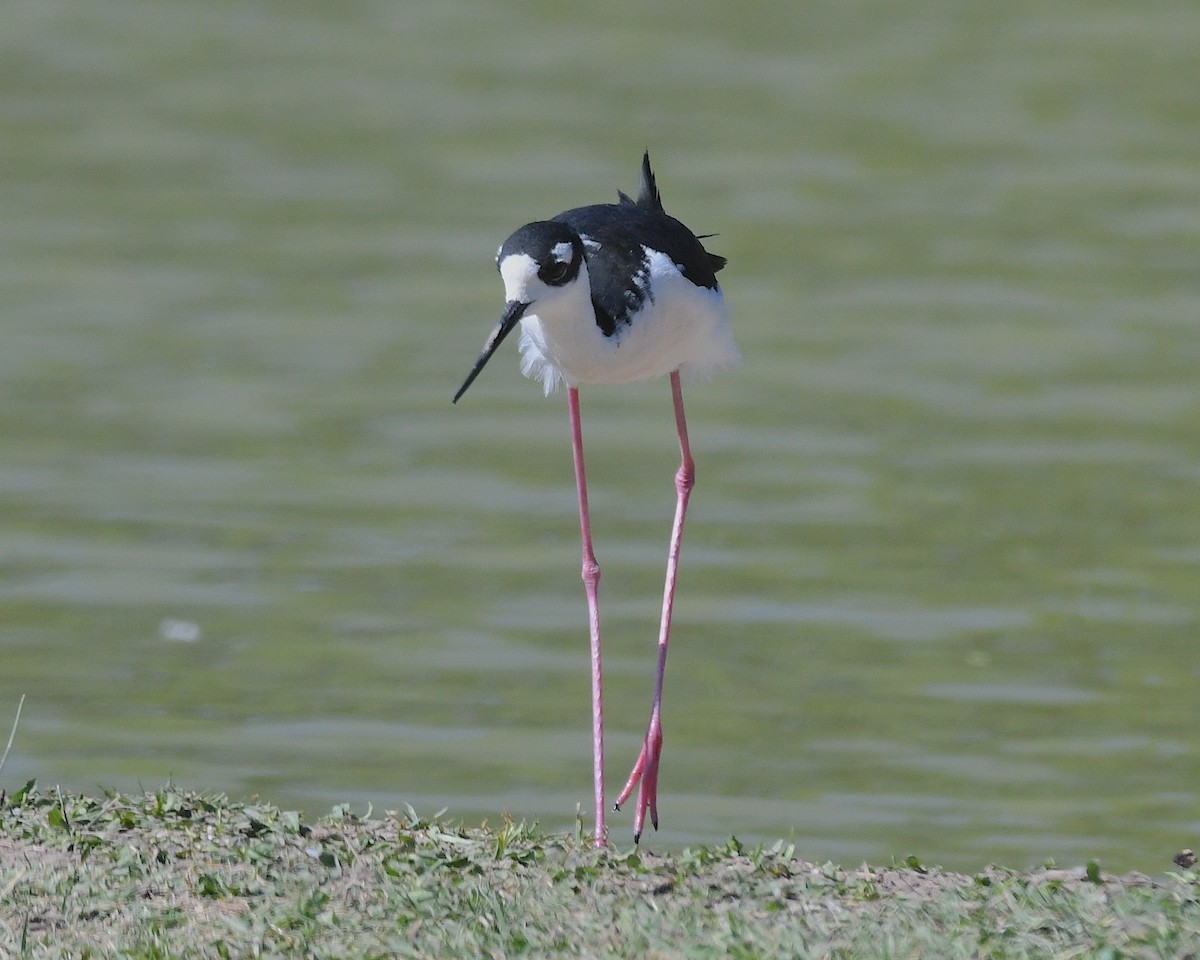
[615, 370, 694, 842]
[568, 386, 607, 848]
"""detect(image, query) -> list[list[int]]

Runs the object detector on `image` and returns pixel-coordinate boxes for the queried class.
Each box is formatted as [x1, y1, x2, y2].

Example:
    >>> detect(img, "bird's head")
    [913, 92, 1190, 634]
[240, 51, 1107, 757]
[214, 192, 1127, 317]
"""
[453, 220, 585, 403]
[495, 220, 585, 306]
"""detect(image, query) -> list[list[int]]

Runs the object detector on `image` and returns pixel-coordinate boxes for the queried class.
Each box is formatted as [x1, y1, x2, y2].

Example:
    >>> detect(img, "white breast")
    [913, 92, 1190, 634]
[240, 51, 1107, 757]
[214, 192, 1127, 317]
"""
[518, 251, 740, 394]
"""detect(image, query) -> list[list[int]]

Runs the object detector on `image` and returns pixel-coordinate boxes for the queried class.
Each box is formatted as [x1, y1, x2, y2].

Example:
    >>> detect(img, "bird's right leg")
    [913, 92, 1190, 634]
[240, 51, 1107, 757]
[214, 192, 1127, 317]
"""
[615, 371, 694, 843]
[568, 386, 606, 848]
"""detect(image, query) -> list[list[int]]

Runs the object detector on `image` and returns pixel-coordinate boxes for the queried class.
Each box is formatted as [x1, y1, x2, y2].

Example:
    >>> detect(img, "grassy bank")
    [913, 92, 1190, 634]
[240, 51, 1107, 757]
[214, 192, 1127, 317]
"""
[1, 783, 1196, 958]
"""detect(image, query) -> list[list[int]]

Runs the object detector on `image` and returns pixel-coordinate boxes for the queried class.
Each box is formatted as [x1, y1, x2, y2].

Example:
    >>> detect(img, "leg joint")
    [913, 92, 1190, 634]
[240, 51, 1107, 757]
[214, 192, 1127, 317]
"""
[675, 461, 695, 494]
[581, 557, 601, 585]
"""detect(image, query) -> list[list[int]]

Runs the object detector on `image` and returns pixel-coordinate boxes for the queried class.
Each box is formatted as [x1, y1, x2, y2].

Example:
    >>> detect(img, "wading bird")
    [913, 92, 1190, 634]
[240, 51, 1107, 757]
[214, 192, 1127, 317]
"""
[453, 152, 739, 846]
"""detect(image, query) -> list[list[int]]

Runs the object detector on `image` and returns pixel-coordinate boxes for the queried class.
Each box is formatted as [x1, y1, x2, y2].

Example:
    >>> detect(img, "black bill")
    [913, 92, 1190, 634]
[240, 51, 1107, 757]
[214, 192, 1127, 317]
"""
[452, 300, 529, 403]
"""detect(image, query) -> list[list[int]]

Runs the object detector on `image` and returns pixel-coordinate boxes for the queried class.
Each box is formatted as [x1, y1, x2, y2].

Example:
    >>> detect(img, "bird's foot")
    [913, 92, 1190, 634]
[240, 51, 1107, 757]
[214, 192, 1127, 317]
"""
[613, 717, 662, 843]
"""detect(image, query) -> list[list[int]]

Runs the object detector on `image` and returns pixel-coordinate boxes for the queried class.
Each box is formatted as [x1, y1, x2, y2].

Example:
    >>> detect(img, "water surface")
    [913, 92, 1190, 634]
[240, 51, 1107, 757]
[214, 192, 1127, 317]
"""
[2, 0, 1198, 873]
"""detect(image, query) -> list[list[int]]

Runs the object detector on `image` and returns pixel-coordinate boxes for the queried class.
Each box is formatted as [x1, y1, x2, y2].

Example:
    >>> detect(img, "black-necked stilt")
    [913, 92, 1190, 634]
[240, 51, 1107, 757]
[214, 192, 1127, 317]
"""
[454, 152, 740, 847]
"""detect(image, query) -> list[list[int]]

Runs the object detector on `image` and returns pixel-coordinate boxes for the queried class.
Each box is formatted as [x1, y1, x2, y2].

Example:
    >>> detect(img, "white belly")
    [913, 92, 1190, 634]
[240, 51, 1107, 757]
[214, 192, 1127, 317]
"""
[517, 251, 740, 394]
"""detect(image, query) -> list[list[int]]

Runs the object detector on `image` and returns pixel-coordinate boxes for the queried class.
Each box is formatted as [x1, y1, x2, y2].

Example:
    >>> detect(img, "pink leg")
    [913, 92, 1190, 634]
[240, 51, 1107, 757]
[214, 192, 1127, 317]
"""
[615, 370, 694, 842]
[568, 386, 606, 848]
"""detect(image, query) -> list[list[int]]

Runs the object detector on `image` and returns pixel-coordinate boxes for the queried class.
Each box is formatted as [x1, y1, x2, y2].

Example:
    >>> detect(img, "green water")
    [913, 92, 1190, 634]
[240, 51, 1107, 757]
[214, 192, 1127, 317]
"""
[2, 0, 1198, 873]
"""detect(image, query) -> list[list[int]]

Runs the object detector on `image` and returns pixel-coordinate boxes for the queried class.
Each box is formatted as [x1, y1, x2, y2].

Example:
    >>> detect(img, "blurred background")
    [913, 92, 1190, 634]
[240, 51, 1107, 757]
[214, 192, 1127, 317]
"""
[2, 0, 1198, 873]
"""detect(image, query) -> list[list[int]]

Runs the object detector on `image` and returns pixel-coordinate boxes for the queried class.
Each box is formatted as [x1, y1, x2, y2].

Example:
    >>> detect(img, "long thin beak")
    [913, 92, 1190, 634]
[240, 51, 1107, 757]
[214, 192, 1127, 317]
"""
[452, 300, 529, 403]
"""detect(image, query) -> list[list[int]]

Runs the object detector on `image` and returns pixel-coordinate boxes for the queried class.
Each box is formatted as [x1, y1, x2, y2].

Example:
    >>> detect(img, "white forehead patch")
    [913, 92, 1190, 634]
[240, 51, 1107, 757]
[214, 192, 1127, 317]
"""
[498, 252, 540, 302]
[551, 241, 573, 264]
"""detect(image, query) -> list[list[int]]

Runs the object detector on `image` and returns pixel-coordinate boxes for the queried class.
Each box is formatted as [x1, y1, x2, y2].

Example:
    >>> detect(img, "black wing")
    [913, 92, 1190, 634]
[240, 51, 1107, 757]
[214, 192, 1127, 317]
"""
[618, 151, 662, 212]
[554, 154, 725, 337]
